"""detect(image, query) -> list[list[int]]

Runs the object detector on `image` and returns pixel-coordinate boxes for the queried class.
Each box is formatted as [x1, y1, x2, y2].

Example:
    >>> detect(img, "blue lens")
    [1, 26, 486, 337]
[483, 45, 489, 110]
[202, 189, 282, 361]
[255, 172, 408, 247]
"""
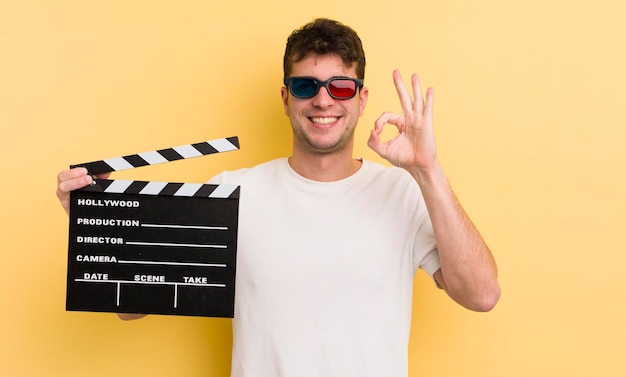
[291, 78, 319, 97]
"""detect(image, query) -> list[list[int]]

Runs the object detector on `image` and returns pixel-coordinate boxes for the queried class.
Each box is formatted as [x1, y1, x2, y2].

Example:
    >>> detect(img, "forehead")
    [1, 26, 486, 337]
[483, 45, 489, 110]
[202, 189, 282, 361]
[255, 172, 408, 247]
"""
[290, 54, 357, 79]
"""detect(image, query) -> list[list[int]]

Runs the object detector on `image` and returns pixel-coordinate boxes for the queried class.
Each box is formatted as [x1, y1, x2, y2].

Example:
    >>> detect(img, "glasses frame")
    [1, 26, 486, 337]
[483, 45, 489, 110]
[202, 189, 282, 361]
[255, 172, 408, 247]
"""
[283, 76, 364, 100]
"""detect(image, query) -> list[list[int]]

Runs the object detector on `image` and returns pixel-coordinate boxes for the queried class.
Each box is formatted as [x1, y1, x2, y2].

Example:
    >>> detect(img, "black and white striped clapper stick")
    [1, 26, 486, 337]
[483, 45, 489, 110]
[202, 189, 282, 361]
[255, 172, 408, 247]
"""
[76, 177, 241, 199]
[69, 136, 240, 199]
[70, 136, 240, 175]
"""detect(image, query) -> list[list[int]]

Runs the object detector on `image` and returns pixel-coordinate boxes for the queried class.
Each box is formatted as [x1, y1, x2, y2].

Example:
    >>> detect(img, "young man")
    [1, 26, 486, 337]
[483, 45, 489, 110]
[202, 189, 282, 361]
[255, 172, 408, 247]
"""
[57, 18, 499, 377]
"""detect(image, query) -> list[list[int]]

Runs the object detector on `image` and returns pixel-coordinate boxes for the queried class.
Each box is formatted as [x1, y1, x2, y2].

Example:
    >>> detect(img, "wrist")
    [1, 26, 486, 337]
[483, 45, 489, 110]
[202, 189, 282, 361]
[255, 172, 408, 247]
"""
[406, 160, 445, 188]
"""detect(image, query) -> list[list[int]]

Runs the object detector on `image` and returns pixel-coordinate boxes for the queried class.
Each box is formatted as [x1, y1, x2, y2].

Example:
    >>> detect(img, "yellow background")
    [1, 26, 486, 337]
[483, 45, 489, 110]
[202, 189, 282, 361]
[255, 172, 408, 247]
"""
[1, 1, 625, 376]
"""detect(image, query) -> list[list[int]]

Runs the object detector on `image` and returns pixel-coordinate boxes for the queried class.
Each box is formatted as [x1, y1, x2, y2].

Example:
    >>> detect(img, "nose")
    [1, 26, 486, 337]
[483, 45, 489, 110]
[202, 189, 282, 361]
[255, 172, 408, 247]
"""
[311, 85, 335, 108]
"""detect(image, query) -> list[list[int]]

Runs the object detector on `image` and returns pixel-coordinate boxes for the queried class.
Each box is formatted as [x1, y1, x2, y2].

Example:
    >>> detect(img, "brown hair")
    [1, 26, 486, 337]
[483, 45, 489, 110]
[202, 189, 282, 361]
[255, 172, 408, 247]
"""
[283, 18, 366, 79]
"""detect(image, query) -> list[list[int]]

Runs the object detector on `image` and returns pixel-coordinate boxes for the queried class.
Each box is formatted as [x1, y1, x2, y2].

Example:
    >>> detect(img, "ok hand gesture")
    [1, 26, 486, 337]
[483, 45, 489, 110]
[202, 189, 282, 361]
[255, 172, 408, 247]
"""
[367, 70, 438, 178]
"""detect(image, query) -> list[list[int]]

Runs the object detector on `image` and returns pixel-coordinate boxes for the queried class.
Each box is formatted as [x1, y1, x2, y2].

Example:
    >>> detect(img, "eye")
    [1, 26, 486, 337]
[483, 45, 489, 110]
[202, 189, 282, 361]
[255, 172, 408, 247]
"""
[329, 80, 356, 97]
[292, 79, 318, 96]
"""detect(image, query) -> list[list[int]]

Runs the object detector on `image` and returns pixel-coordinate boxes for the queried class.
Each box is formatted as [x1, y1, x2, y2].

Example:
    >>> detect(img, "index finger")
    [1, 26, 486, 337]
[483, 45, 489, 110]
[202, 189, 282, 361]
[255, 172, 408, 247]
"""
[392, 69, 414, 114]
[57, 167, 89, 183]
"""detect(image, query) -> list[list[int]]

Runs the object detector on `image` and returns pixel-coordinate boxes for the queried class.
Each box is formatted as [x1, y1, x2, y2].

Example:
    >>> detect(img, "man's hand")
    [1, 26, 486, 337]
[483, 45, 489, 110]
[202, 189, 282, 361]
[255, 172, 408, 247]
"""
[56, 168, 110, 214]
[369, 70, 500, 311]
[367, 69, 437, 178]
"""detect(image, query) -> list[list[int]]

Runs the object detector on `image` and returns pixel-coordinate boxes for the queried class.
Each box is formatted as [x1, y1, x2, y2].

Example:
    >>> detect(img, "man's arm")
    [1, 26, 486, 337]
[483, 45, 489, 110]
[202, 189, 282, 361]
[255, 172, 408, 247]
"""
[368, 70, 500, 311]
[411, 161, 499, 312]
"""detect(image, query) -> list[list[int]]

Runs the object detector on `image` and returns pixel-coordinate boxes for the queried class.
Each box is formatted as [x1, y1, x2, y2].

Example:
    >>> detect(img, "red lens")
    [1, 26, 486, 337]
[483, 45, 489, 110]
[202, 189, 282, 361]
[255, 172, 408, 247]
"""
[328, 79, 357, 98]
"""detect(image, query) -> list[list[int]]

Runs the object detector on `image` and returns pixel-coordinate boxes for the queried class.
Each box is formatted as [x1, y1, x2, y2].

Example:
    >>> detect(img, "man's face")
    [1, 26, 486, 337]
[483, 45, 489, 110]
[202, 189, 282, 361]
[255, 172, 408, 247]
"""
[281, 54, 368, 155]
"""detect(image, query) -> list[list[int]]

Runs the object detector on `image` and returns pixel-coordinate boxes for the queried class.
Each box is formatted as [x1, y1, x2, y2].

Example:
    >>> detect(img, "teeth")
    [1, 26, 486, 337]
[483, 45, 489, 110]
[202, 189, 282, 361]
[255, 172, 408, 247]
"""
[311, 117, 337, 124]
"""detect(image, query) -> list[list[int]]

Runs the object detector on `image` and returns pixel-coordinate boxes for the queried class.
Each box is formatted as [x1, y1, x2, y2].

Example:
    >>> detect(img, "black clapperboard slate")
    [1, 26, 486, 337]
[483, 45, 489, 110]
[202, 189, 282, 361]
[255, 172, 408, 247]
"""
[66, 137, 240, 317]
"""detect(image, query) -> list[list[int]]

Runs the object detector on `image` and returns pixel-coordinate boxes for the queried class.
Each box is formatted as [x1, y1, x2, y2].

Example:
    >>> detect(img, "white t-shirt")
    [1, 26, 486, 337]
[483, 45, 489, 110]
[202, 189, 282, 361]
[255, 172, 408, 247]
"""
[209, 158, 440, 377]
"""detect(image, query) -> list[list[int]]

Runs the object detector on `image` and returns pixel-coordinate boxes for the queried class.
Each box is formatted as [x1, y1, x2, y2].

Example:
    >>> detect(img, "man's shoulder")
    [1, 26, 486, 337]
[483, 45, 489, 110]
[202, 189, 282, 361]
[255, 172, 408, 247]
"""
[358, 159, 423, 199]
[207, 158, 286, 184]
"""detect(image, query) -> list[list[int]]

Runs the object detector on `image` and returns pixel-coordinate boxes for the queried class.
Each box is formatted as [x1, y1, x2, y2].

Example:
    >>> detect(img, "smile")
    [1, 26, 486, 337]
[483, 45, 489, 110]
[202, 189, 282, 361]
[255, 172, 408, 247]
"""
[310, 116, 338, 124]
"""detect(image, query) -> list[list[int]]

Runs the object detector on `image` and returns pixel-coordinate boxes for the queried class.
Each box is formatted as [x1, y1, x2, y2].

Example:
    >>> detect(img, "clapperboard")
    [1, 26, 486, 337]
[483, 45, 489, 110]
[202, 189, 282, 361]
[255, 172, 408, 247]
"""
[66, 137, 240, 317]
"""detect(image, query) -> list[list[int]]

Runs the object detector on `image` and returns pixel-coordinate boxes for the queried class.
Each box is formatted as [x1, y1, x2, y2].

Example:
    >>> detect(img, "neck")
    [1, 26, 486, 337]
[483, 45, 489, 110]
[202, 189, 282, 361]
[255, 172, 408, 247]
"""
[288, 148, 362, 182]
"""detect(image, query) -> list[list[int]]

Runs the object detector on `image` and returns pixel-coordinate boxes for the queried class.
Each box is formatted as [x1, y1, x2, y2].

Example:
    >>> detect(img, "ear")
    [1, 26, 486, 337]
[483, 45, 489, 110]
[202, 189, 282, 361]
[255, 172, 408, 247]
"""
[358, 86, 369, 116]
[281, 86, 290, 115]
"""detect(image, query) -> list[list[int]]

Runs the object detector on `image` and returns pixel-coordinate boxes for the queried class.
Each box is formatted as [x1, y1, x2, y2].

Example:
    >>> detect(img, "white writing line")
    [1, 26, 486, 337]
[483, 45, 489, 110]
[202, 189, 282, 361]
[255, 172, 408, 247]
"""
[141, 223, 228, 231]
[125, 241, 227, 249]
[75, 278, 226, 288]
[117, 260, 227, 268]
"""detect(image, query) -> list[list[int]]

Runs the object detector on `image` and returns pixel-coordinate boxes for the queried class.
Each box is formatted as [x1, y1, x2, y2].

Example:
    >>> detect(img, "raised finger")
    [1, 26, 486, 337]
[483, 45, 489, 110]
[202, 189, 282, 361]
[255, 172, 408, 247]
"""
[423, 87, 435, 125]
[392, 70, 414, 115]
[412, 73, 424, 115]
